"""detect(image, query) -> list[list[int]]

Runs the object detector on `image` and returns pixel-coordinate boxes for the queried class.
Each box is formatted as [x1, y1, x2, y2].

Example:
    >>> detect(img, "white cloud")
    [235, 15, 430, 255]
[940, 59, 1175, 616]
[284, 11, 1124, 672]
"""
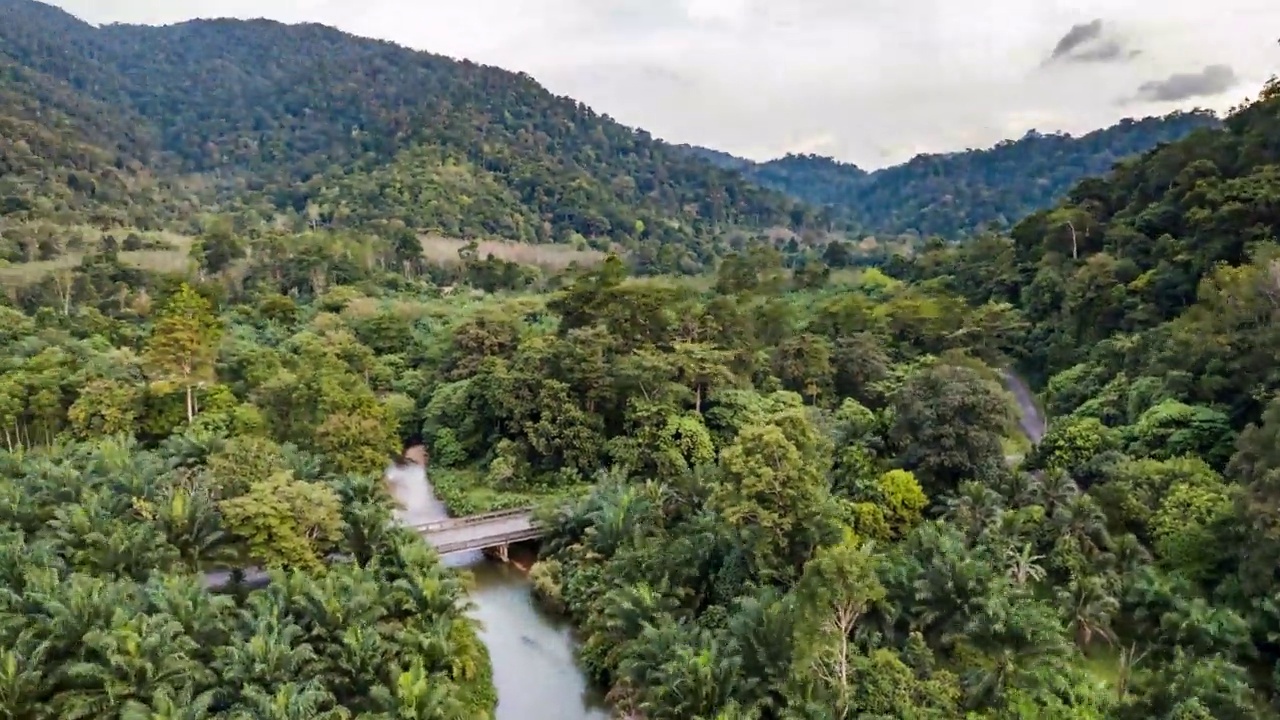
[49, 0, 1280, 168]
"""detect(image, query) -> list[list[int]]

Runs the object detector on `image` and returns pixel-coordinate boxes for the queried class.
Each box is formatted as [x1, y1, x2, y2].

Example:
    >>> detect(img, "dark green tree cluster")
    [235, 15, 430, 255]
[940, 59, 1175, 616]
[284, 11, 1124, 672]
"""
[414, 248, 1028, 509]
[4, 4, 1279, 715]
[892, 78, 1280, 431]
[0, 58, 199, 235]
[686, 110, 1219, 239]
[524, 256, 1277, 717]
[835, 77, 1280, 716]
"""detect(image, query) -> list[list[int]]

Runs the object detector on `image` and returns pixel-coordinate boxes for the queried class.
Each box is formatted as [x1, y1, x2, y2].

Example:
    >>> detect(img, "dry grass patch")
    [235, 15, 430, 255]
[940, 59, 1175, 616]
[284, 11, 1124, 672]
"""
[0, 257, 78, 288]
[0, 232, 197, 288]
[418, 234, 607, 270]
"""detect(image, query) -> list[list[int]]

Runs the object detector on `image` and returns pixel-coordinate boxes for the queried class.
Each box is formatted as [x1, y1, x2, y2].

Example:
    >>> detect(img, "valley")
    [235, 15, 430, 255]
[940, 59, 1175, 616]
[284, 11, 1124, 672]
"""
[3, 2, 1280, 719]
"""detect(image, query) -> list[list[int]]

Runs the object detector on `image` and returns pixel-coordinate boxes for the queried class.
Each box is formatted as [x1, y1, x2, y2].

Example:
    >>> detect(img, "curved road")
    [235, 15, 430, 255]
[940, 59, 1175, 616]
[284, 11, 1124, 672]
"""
[1001, 369, 1046, 445]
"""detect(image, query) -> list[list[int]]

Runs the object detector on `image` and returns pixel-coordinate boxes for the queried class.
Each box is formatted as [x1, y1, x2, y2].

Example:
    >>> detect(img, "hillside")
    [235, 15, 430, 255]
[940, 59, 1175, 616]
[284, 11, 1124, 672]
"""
[896, 78, 1280, 427]
[687, 111, 1220, 239]
[0, 0, 821, 271]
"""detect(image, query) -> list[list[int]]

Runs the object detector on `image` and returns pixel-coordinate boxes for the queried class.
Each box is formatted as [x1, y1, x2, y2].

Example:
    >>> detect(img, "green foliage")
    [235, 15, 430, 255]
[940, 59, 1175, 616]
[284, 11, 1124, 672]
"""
[889, 363, 1015, 494]
[0, 439, 497, 719]
[219, 471, 346, 570]
[142, 284, 222, 423]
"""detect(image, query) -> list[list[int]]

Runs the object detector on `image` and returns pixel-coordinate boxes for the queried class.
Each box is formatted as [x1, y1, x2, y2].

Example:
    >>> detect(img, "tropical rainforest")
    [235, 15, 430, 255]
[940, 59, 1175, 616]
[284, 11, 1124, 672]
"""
[3, 0, 1280, 718]
[684, 109, 1221, 240]
[529, 78, 1280, 717]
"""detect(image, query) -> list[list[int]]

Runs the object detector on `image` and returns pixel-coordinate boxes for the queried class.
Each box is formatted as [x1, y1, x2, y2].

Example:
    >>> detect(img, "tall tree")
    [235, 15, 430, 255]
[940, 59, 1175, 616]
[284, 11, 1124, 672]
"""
[143, 285, 222, 423]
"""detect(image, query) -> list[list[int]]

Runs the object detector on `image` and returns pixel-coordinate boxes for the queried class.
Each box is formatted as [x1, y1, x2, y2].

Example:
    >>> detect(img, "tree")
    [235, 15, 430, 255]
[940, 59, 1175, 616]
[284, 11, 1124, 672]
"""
[794, 532, 886, 715]
[143, 285, 222, 423]
[711, 420, 834, 582]
[219, 472, 345, 570]
[890, 364, 1015, 494]
[192, 216, 245, 276]
[314, 408, 400, 476]
[772, 333, 833, 405]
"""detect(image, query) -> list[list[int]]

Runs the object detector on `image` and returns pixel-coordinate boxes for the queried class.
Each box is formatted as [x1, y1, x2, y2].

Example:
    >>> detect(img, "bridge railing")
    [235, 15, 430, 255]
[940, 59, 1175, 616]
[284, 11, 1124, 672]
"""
[411, 506, 537, 534]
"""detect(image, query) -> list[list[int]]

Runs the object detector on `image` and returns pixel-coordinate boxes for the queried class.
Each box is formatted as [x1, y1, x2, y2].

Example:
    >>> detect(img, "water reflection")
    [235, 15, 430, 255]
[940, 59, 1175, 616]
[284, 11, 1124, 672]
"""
[386, 461, 609, 720]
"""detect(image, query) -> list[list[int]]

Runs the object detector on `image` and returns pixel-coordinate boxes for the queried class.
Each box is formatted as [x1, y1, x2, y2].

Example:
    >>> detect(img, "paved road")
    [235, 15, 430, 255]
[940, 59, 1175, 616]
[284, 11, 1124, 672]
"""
[1001, 369, 1046, 445]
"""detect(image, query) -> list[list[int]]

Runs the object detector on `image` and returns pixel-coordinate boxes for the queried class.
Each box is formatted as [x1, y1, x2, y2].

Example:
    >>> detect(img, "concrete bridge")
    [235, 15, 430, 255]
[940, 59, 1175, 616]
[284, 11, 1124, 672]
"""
[412, 507, 545, 557]
[202, 506, 545, 590]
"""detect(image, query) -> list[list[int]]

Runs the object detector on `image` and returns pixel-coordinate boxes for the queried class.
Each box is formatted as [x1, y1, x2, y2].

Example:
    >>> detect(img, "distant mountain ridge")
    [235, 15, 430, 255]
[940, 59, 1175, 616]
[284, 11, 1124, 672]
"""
[0, 0, 827, 273]
[0, 0, 1222, 265]
[679, 111, 1221, 239]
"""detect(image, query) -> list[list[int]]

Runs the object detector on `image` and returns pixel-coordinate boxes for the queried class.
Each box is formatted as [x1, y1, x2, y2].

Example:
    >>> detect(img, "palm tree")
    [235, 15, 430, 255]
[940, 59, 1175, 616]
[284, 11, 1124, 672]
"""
[581, 582, 682, 685]
[1057, 573, 1119, 649]
[387, 561, 473, 620]
[584, 481, 662, 557]
[0, 645, 49, 719]
[120, 685, 217, 720]
[326, 624, 391, 706]
[54, 611, 212, 720]
[942, 482, 1004, 545]
[141, 575, 235, 653]
[1108, 533, 1153, 577]
[48, 491, 178, 581]
[623, 624, 740, 720]
[995, 471, 1039, 508]
[724, 590, 795, 715]
[1051, 494, 1113, 567]
[236, 681, 350, 720]
[959, 596, 1072, 709]
[1032, 469, 1079, 518]
[151, 484, 233, 572]
[214, 602, 318, 704]
[1003, 543, 1047, 586]
[367, 661, 471, 720]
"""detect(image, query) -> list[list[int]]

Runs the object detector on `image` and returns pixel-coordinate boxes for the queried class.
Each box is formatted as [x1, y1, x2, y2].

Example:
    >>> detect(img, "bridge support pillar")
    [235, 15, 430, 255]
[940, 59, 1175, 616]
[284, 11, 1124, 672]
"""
[482, 543, 511, 564]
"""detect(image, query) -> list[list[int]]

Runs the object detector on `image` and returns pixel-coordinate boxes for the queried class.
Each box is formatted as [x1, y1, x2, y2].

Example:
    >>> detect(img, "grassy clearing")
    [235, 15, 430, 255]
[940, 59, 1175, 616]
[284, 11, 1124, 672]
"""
[1081, 646, 1123, 692]
[418, 234, 607, 270]
[0, 231, 195, 288]
[1001, 432, 1032, 457]
[2, 229, 605, 289]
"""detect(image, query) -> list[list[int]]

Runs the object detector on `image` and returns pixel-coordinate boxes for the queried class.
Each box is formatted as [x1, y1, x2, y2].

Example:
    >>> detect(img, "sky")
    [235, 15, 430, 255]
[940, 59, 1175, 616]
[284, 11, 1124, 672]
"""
[49, 0, 1280, 169]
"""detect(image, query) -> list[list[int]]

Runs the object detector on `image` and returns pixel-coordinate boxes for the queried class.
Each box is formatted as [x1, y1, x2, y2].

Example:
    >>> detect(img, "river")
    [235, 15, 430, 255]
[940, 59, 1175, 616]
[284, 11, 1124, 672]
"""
[386, 462, 610, 720]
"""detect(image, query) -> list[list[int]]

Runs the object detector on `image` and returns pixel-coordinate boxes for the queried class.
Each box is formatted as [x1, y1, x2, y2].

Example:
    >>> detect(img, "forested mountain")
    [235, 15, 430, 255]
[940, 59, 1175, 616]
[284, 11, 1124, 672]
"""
[686, 110, 1220, 239]
[0, 0, 826, 268]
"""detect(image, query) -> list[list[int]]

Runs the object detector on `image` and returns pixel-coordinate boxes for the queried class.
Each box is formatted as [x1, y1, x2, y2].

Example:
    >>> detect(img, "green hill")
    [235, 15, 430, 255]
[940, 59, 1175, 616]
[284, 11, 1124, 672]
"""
[0, 0, 822, 271]
[684, 111, 1220, 239]
[896, 78, 1280, 428]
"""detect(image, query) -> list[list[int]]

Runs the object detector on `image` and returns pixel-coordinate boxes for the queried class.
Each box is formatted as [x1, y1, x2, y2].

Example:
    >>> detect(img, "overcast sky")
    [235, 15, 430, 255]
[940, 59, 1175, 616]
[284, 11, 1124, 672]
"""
[49, 0, 1280, 168]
